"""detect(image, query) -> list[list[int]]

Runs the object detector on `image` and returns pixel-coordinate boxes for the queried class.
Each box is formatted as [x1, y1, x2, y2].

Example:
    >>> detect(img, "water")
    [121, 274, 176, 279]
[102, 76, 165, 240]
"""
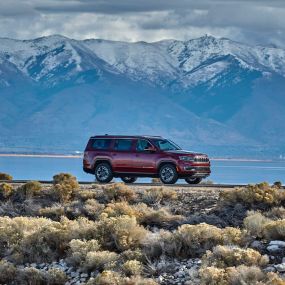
[0, 156, 284, 184]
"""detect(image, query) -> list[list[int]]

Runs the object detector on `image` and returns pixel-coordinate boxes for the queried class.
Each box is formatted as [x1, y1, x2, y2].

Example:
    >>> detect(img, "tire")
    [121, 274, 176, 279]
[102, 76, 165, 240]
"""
[95, 162, 113, 183]
[185, 177, 202, 184]
[159, 164, 178, 184]
[121, 177, 137, 184]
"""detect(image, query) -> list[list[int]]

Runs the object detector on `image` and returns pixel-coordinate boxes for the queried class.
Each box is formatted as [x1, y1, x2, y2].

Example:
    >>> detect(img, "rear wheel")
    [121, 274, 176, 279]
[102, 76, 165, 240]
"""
[121, 177, 137, 184]
[159, 164, 178, 184]
[95, 162, 113, 183]
[185, 177, 202, 184]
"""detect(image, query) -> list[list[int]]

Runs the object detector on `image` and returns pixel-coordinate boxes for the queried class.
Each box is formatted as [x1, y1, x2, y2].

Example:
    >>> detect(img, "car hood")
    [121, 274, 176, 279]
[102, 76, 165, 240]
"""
[164, 150, 206, 156]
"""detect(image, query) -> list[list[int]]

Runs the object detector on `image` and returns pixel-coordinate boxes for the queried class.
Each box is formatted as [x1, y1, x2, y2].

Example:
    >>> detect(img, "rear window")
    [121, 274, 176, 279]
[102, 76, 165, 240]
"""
[92, 139, 111, 150]
[114, 139, 133, 151]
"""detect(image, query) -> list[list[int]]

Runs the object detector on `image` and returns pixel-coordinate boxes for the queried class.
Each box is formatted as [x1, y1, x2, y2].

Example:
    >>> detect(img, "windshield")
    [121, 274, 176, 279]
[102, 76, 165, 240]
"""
[152, 139, 181, 151]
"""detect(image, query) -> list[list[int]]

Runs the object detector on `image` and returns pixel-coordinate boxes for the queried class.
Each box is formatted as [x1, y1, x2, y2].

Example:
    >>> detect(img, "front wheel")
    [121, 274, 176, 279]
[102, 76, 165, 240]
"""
[185, 177, 202, 184]
[95, 163, 113, 183]
[159, 164, 178, 184]
[121, 177, 137, 184]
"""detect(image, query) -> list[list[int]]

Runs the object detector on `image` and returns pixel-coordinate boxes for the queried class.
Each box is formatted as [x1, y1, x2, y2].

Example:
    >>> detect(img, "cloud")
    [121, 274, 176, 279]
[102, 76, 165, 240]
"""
[0, 0, 284, 48]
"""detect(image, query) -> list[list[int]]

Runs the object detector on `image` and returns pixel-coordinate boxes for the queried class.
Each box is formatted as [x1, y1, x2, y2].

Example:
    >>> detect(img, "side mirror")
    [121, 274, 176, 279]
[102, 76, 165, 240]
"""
[144, 146, 156, 152]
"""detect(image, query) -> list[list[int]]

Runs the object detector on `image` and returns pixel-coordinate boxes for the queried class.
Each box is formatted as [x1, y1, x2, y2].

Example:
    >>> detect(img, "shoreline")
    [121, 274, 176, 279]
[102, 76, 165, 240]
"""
[0, 153, 277, 162]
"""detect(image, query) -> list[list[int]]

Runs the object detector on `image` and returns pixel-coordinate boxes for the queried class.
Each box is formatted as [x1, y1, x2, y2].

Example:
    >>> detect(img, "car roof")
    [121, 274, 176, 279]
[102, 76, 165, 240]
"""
[90, 135, 163, 140]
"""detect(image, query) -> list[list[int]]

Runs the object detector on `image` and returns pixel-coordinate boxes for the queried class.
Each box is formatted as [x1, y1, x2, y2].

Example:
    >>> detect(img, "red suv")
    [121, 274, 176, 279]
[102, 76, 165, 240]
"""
[83, 135, 211, 184]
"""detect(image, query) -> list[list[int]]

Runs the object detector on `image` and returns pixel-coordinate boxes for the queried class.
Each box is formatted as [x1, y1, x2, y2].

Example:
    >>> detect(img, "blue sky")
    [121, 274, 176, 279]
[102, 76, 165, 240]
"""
[0, 0, 284, 46]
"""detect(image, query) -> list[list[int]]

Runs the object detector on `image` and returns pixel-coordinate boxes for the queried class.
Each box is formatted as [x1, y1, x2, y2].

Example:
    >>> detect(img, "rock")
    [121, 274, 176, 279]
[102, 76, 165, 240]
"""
[80, 273, 88, 278]
[267, 245, 280, 252]
[269, 240, 285, 248]
[275, 263, 285, 273]
[264, 266, 276, 273]
[251, 240, 263, 249]
[282, 257, 285, 263]
[70, 272, 78, 278]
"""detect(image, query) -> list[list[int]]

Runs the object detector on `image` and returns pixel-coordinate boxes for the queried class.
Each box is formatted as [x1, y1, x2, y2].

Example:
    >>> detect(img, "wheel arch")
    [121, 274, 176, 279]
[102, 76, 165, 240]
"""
[157, 160, 177, 173]
[93, 159, 113, 172]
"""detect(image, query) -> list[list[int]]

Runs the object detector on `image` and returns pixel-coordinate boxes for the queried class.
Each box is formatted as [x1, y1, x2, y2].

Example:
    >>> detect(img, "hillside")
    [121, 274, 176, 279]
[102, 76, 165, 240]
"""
[0, 35, 285, 157]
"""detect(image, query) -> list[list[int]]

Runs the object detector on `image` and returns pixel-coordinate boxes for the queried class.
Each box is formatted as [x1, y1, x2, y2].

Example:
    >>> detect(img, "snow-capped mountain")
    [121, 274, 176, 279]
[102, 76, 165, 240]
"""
[0, 35, 284, 157]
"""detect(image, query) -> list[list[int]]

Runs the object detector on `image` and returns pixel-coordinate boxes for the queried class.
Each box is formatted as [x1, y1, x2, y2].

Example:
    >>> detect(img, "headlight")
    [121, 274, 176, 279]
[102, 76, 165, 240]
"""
[179, 156, 194, 161]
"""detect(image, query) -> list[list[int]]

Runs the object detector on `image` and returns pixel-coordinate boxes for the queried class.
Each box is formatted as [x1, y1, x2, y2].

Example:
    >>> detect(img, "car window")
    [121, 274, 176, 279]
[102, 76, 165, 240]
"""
[136, 139, 152, 152]
[92, 139, 111, 150]
[114, 139, 133, 151]
[152, 139, 180, 151]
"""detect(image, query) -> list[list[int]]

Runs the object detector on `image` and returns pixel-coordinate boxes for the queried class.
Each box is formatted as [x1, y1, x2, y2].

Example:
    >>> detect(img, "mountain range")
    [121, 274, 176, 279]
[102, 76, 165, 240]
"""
[0, 35, 285, 157]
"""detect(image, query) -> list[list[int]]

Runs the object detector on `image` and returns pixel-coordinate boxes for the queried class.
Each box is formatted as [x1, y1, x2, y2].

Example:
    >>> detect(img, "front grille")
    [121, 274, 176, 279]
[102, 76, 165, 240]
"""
[194, 167, 210, 172]
[194, 157, 209, 162]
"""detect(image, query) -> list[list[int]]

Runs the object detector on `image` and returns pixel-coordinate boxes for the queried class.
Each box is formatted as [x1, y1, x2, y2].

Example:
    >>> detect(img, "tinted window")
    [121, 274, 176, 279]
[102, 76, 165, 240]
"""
[152, 139, 180, 151]
[136, 139, 152, 152]
[92, 139, 111, 150]
[114, 139, 133, 151]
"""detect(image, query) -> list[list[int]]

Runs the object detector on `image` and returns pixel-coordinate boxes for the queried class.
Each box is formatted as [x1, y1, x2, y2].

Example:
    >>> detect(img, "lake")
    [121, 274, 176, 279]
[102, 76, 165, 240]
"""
[0, 156, 284, 184]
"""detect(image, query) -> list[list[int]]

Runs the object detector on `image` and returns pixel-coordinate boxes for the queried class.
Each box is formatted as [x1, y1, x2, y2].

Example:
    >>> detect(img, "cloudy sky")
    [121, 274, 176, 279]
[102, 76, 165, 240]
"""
[0, 0, 284, 46]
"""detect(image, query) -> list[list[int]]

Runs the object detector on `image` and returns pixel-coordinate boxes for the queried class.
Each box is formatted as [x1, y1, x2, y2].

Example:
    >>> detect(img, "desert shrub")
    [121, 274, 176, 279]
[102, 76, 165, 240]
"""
[76, 189, 98, 200]
[88, 270, 122, 285]
[96, 215, 148, 251]
[265, 207, 285, 220]
[175, 223, 244, 257]
[142, 187, 177, 204]
[0, 182, 14, 199]
[46, 268, 68, 284]
[67, 239, 100, 266]
[39, 204, 65, 220]
[17, 181, 42, 198]
[85, 250, 119, 271]
[202, 245, 268, 268]
[120, 249, 144, 263]
[145, 223, 245, 259]
[0, 260, 17, 283]
[103, 183, 137, 202]
[83, 199, 105, 219]
[16, 267, 46, 285]
[87, 271, 158, 285]
[140, 207, 184, 228]
[53, 173, 79, 202]
[220, 183, 285, 207]
[0, 172, 13, 180]
[200, 265, 284, 285]
[263, 219, 285, 240]
[273, 181, 282, 188]
[122, 260, 143, 276]
[0, 216, 98, 263]
[102, 202, 183, 228]
[103, 201, 138, 218]
[243, 211, 271, 238]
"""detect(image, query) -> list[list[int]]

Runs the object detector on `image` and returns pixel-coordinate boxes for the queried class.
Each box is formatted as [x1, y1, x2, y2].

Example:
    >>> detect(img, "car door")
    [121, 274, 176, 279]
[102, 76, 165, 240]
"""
[111, 138, 136, 173]
[133, 139, 158, 174]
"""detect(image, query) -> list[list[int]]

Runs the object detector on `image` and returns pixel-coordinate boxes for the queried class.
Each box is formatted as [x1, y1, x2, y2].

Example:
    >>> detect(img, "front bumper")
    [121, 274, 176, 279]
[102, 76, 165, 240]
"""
[177, 163, 211, 178]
